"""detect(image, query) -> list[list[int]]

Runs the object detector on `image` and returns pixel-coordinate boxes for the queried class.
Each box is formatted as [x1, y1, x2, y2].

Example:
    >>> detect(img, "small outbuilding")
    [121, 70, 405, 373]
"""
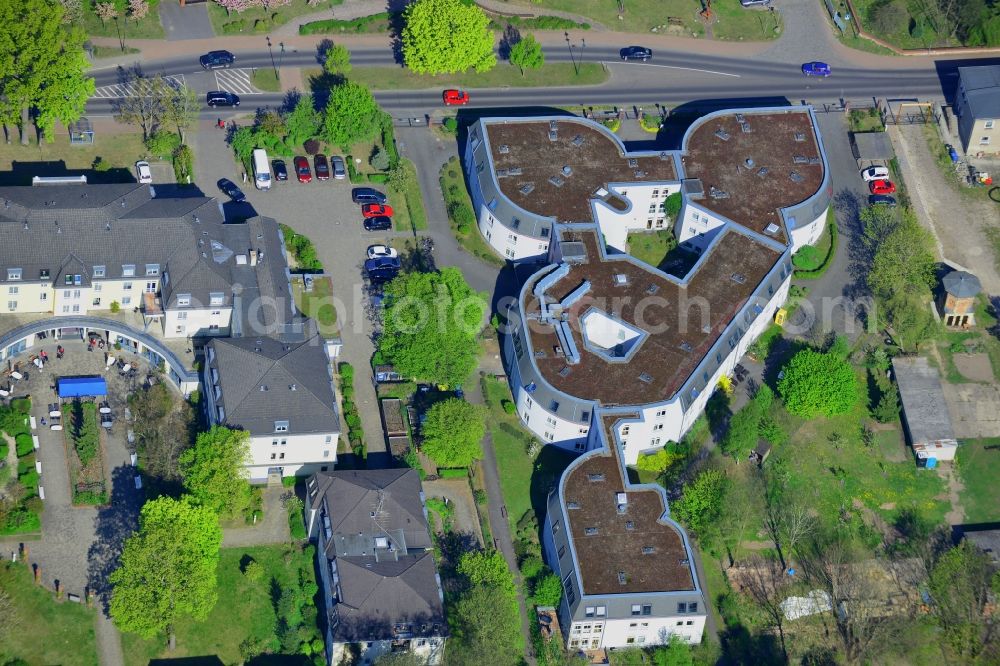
[850, 131, 894, 169]
[68, 118, 94, 145]
[938, 270, 982, 328]
[891, 357, 958, 467]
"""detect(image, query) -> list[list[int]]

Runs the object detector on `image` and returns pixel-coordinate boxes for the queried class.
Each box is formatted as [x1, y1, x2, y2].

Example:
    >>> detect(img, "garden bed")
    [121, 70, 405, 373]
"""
[0, 399, 42, 535]
[440, 157, 504, 267]
[62, 400, 108, 506]
[211, 0, 343, 35]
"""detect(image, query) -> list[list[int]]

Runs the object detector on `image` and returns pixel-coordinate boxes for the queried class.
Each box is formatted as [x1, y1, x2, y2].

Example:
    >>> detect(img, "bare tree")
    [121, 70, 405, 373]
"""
[780, 502, 817, 559]
[112, 67, 166, 141]
[742, 554, 792, 663]
[161, 84, 198, 144]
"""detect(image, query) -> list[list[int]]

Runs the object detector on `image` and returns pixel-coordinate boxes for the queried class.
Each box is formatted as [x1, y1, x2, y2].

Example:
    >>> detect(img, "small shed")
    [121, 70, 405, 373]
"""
[69, 118, 94, 145]
[891, 357, 958, 465]
[939, 270, 982, 328]
[58, 375, 107, 398]
[850, 131, 894, 169]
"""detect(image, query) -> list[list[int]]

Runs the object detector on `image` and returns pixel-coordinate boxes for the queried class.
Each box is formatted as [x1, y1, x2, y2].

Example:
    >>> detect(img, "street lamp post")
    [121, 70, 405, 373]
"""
[565, 32, 579, 76]
[278, 42, 285, 73]
[266, 36, 277, 79]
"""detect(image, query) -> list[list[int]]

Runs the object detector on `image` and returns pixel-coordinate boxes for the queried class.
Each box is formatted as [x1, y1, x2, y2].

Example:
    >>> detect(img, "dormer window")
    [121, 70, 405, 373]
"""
[145, 264, 160, 276]
[122, 264, 135, 277]
[7, 268, 21, 281]
[209, 292, 224, 306]
[176, 294, 191, 307]
[93, 265, 106, 278]
[274, 420, 289, 433]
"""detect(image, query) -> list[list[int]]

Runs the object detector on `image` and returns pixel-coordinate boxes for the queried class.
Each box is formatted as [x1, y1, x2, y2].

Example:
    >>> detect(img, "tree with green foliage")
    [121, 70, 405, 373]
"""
[284, 95, 320, 149]
[870, 0, 910, 34]
[420, 398, 484, 468]
[673, 469, 728, 536]
[380, 267, 486, 387]
[531, 571, 562, 607]
[323, 43, 352, 79]
[509, 33, 544, 75]
[457, 549, 515, 592]
[928, 540, 998, 661]
[653, 635, 695, 666]
[720, 384, 774, 458]
[110, 496, 222, 650]
[863, 207, 935, 301]
[777, 348, 859, 418]
[179, 426, 252, 520]
[0, 0, 94, 143]
[449, 550, 522, 665]
[162, 84, 199, 144]
[114, 70, 168, 143]
[884, 292, 938, 352]
[402, 0, 497, 74]
[321, 81, 385, 150]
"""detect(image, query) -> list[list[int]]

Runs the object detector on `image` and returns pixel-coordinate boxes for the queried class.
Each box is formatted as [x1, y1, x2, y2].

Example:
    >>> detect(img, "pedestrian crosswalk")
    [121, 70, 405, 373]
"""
[214, 68, 261, 95]
[91, 74, 185, 99]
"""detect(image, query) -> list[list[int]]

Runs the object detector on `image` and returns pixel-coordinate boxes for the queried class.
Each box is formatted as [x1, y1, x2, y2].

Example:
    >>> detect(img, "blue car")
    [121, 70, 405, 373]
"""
[801, 61, 831, 77]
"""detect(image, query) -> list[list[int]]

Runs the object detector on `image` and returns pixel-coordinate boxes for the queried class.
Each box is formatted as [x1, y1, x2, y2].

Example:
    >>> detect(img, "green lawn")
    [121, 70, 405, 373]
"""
[482, 376, 575, 529]
[626, 229, 677, 267]
[251, 68, 282, 93]
[89, 44, 140, 59]
[292, 276, 338, 338]
[330, 62, 607, 91]
[0, 132, 150, 186]
[848, 108, 885, 133]
[0, 562, 98, 666]
[846, 0, 962, 49]
[209, 0, 341, 35]
[440, 157, 504, 268]
[122, 544, 320, 665]
[711, 0, 783, 40]
[79, 7, 165, 40]
[393, 158, 428, 232]
[957, 438, 1000, 523]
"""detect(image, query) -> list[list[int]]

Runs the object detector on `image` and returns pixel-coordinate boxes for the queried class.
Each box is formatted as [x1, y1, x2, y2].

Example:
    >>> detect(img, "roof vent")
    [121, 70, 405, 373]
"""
[558, 366, 571, 377]
[809, 156, 821, 165]
[568, 501, 580, 509]
[639, 372, 653, 383]
[625, 521, 635, 530]
[714, 128, 731, 141]
[374, 536, 389, 548]
[498, 144, 510, 154]
[757, 167, 769, 178]
[731, 273, 747, 284]
[628, 158, 638, 168]
[562, 165, 573, 176]
[496, 168, 509, 177]
[679, 341, 693, 352]
[646, 284, 659, 295]
[534, 349, 545, 358]
[548, 175, 564, 187]
[633, 170, 646, 178]
[740, 120, 752, 133]
[259, 385, 268, 391]
[642, 546, 655, 555]
[736, 113, 745, 122]
[22, 221, 28, 230]
[588, 473, 605, 482]
[106, 222, 111, 231]
[572, 134, 584, 147]
[508, 167, 523, 176]
[585, 527, 599, 536]
[617, 571, 627, 585]
[789, 171, 804, 183]
[793, 155, 809, 164]
[289, 384, 297, 391]
[794, 132, 806, 142]
[613, 273, 628, 286]
[659, 151, 670, 160]
[745, 158, 754, 168]
[764, 223, 780, 235]
[709, 187, 730, 200]
[548, 126, 558, 141]
[519, 183, 535, 195]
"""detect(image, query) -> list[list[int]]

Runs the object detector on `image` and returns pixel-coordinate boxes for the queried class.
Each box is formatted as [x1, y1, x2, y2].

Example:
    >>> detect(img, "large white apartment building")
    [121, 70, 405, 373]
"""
[462, 107, 831, 650]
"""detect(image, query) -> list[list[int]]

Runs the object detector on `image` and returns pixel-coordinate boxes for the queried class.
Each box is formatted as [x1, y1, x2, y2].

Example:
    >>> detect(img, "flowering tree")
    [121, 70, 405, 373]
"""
[214, 0, 260, 14]
[128, 0, 149, 21]
[58, 0, 83, 23]
[94, 1, 118, 24]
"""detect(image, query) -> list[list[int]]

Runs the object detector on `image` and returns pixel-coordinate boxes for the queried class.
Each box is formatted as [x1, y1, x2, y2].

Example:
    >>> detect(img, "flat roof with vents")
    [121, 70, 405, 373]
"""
[485, 118, 676, 223]
[682, 109, 824, 243]
[561, 413, 696, 595]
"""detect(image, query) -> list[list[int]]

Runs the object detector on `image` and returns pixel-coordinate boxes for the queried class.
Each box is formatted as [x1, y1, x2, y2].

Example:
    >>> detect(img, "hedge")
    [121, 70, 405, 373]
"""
[488, 15, 590, 31]
[794, 209, 838, 279]
[15, 433, 34, 457]
[367, 173, 388, 184]
[299, 12, 392, 35]
[438, 468, 469, 479]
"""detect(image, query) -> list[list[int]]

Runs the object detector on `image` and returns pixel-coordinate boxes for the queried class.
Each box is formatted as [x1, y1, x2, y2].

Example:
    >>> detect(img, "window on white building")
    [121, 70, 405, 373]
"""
[123, 282, 132, 291]
[981, 136, 991, 145]
[122, 297, 131, 305]
[656, 409, 667, 418]
[7, 301, 16, 311]
[8, 287, 17, 295]
[631, 604, 641, 616]
[40, 292, 46, 301]
[145, 264, 160, 276]
[209, 292, 224, 306]
[323, 450, 330, 458]
[274, 421, 289, 432]
[122, 264, 135, 277]
[177, 294, 191, 307]
[653, 423, 663, 431]
[7, 268, 21, 280]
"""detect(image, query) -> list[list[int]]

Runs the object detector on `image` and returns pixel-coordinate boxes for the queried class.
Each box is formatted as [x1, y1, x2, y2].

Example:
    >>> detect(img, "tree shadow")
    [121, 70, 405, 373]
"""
[498, 24, 521, 60]
[87, 464, 143, 613]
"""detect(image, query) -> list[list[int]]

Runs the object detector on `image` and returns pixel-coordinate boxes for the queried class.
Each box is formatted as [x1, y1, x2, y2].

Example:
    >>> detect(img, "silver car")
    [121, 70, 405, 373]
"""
[332, 155, 346, 180]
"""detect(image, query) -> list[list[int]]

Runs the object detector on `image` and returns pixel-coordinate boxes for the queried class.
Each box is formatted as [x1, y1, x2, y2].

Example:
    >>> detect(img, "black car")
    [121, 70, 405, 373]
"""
[206, 91, 240, 107]
[365, 257, 401, 283]
[868, 194, 897, 207]
[619, 46, 652, 61]
[217, 178, 246, 202]
[314, 154, 330, 181]
[363, 215, 392, 231]
[352, 187, 388, 205]
[200, 50, 235, 69]
[272, 159, 288, 181]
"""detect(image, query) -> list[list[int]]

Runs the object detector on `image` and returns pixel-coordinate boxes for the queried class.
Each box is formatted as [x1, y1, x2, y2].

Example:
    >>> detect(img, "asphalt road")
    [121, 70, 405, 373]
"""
[84, 44, 987, 118]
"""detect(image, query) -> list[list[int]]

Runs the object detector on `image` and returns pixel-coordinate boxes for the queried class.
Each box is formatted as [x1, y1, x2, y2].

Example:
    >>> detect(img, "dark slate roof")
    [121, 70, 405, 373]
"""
[891, 356, 955, 445]
[942, 270, 982, 298]
[959, 65, 1000, 120]
[308, 469, 444, 643]
[208, 334, 339, 437]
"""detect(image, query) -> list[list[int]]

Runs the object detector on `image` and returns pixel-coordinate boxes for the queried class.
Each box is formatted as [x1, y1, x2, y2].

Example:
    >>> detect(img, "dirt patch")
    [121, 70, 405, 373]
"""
[889, 125, 1000, 295]
[952, 352, 996, 383]
[423, 477, 483, 546]
[941, 382, 1000, 438]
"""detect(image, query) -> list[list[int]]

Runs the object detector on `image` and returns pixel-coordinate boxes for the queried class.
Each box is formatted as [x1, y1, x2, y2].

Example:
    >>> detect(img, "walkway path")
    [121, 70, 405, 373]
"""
[466, 369, 536, 665]
[222, 486, 291, 547]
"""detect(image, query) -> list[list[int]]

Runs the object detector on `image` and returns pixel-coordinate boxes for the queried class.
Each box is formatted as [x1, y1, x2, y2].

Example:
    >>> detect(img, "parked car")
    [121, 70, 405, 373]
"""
[206, 91, 240, 107]
[868, 194, 897, 207]
[367, 244, 398, 260]
[869, 179, 896, 195]
[200, 50, 235, 69]
[619, 46, 653, 61]
[443, 89, 470, 106]
[352, 187, 387, 204]
[363, 216, 392, 231]
[135, 160, 152, 184]
[294, 156, 312, 183]
[860, 166, 890, 182]
[272, 159, 288, 181]
[365, 256, 401, 283]
[217, 178, 246, 202]
[801, 61, 831, 77]
[314, 154, 330, 181]
[332, 155, 346, 180]
[362, 203, 394, 218]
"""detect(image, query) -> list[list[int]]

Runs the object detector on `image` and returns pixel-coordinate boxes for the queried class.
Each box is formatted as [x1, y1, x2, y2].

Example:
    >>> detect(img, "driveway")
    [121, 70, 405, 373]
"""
[422, 477, 483, 545]
[159, 2, 214, 41]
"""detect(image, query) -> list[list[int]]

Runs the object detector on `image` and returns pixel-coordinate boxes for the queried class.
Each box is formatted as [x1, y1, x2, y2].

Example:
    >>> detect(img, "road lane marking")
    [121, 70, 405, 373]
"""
[91, 74, 185, 99]
[213, 68, 260, 95]
[603, 61, 741, 78]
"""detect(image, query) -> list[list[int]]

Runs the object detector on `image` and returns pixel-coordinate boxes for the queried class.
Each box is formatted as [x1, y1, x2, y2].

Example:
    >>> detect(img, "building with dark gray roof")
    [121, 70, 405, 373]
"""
[955, 65, 1000, 156]
[892, 356, 958, 464]
[306, 469, 446, 665]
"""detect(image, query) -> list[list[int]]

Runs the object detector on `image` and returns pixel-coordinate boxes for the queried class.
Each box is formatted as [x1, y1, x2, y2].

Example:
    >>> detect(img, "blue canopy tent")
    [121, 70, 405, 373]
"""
[58, 376, 107, 399]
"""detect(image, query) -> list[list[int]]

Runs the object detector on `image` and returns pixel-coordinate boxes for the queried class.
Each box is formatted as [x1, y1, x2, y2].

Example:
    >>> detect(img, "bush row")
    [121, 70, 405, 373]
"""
[299, 12, 393, 35]
[279, 224, 324, 273]
[794, 210, 839, 279]
[488, 15, 590, 31]
[338, 363, 365, 457]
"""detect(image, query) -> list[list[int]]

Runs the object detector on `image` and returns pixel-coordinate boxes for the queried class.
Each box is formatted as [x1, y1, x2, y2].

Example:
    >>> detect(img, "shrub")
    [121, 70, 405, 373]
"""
[870, 0, 910, 35]
[488, 15, 589, 31]
[243, 560, 266, 581]
[172, 144, 194, 184]
[303, 139, 320, 155]
[474, 488, 487, 504]
[339, 363, 354, 381]
[369, 146, 390, 171]
[442, 117, 458, 134]
[602, 117, 621, 132]
[11, 398, 30, 415]
[367, 173, 388, 184]
[437, 468, 469, 478]
[793, 245, 821, 270]
[346, 156, 363, 183]
[341, 387, 354, 400]
[298, 12, 392, 35]
[15, 434, 34, 457]
[873, 385, 901, 423]
[92, 156, 111, 172]
[448, 202, 476, 231]
[145, 130, 180, 157]
[501, 399, 516, 414]
[253, 18, 269, 32]
[222, 19, 247, 34]
[663, 192, 682, 219]
[109, 300, 121, 313]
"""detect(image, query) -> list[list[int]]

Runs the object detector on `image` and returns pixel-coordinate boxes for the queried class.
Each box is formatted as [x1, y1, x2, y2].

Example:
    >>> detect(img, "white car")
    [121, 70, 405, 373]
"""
[367, 244, 398, 260]
[135, 160, 152, 184]
[860, 166, 889, 182]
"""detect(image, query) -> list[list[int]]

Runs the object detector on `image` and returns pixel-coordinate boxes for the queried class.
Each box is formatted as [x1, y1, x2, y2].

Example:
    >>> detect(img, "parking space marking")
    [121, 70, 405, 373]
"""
[213, 68, 260, 95]
[91, 74, 185, 99]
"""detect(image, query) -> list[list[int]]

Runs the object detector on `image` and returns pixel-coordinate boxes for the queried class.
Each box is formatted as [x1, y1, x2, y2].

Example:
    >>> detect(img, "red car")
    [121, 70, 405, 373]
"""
[362, 203, 394, 218]
[443, 89, 469, 106]
[869, 179, 896, 195]
[314, 154, 330, 181]
[294, 156, 312, 183]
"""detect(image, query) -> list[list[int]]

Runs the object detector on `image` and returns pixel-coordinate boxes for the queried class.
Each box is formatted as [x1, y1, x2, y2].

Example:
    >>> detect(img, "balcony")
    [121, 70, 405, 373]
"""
[142, 292, 164, 318]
